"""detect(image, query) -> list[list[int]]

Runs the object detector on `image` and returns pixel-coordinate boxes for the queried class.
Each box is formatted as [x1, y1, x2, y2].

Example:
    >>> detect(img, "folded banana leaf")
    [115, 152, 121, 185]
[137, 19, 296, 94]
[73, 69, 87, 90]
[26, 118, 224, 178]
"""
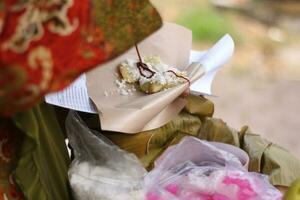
[13, 102, 71, 200]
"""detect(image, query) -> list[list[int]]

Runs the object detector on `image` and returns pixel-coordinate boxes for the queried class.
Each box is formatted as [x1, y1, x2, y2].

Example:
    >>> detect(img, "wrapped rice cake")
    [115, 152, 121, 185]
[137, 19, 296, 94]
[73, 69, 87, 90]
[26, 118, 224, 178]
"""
[118, 56, 189, 94]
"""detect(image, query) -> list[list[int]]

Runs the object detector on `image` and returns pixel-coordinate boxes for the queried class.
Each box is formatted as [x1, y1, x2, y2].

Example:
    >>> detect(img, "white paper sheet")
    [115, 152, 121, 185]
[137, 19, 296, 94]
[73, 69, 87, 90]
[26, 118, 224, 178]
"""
[45, 34, 234, 113]
[45, 75, 97, 113]
[190, 34, 234, 95]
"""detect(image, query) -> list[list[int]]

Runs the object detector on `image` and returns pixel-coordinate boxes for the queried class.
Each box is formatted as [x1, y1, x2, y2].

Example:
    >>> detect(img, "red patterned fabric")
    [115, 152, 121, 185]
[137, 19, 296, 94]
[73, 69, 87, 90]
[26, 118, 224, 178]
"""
[0, 0, 162, 116]
[0, 119, 24, 200]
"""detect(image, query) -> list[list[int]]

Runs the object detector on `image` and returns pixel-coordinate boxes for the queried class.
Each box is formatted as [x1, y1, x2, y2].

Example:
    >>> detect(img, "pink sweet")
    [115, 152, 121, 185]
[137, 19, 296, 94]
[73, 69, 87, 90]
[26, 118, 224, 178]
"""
[164, 184, 180, 196]
[178, 193, 230, 200]
[146, 191, 162, 200]
[212, 193, 231, 200]
[223, 176, 257, 200]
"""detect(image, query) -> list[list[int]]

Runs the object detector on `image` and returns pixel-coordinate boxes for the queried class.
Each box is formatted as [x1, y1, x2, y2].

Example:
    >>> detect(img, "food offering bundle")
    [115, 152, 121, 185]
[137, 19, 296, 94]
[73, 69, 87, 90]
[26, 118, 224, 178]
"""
[86, 23, 228, 133]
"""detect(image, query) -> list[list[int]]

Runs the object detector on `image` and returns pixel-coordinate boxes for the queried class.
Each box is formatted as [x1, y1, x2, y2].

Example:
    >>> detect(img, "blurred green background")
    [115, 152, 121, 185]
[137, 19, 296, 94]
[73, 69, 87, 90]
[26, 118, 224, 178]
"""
[177, 5, 234, 42]
[151, 0, 300, 158]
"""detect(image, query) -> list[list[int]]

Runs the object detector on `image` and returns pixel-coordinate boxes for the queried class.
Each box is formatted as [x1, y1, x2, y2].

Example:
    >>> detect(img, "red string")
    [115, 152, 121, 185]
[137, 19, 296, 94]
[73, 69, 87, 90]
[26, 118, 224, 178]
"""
[134, 44, 190, 84]
[135, 44, 155, 78]
[167, 70, 190, 86]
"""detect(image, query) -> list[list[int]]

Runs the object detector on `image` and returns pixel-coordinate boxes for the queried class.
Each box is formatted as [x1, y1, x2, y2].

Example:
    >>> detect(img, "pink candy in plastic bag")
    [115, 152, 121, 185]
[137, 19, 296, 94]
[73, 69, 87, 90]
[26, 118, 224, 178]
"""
[146, 165, 282, 200]
[144, 137, 282, 200]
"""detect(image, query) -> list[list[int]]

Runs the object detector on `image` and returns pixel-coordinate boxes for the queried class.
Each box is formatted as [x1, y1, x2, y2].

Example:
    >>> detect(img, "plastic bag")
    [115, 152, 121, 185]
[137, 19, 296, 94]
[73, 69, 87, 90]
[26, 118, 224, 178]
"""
[66, 111, 146, 200]
[145, 137, 246, 189]
[145, 163, 283, 200]
[144, 137, 283, 200]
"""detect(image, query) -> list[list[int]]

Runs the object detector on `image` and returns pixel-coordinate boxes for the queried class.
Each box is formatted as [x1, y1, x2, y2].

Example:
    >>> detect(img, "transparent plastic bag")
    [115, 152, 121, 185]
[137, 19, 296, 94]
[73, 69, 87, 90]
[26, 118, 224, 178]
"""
[144, 137, 245, 189]
[145, 164, 283, 200]
[66, 111, 146, 200]
[144, 137, 283, 200]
